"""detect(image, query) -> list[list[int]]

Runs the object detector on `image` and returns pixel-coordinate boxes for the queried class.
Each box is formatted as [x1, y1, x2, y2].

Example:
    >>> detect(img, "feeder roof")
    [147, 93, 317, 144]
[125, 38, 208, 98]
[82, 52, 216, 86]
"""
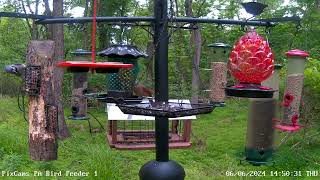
[286, 49, 309, 58]
[71, 49, 92, 56]
[207, 43, 231, 48]
[241, 2, 267, 16]
[98, 44, 148, 59]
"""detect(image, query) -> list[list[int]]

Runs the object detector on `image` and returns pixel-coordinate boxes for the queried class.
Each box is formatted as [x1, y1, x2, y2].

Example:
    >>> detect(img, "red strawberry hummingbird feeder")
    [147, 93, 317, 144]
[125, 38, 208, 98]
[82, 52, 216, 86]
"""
[225, 29, 275, 98]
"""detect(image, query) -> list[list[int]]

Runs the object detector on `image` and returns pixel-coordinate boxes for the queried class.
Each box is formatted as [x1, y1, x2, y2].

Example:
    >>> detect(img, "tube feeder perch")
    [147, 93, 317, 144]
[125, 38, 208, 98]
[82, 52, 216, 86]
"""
[241, 1, 267, 16]
[262, 64, 283, 99]
[274, 49, 309, 131]
[69, 49, 91, 120]
[225, 29, 275, 98]
[207, 43, 231, 105]
[98, 44, 147, 98]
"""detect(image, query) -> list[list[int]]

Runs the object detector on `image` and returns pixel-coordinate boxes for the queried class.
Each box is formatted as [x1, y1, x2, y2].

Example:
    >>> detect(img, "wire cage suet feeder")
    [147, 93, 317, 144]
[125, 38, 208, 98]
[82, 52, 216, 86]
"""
[98, 44, 148, 98]
[24, 65, 41, 96]
[225, 29, 275, 98]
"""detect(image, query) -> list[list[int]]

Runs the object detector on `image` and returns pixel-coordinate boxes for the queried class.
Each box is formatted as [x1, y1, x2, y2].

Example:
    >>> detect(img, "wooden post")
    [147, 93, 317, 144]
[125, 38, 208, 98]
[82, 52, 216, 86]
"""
[27, 41, 58, 161]
[183, 120, 191, 142]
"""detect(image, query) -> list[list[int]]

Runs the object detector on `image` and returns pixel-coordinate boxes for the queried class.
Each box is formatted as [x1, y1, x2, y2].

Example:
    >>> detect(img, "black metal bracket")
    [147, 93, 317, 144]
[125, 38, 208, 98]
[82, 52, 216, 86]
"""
[24, 65, 41, 96]
[0, 12, 64, 20]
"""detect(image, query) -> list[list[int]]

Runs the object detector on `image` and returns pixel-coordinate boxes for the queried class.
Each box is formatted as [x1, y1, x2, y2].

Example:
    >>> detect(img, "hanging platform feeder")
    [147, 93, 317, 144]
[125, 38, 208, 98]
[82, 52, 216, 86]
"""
[241, 1, 267, 16]
[117, 100, 218, 118]
[225, 83, 274, 98]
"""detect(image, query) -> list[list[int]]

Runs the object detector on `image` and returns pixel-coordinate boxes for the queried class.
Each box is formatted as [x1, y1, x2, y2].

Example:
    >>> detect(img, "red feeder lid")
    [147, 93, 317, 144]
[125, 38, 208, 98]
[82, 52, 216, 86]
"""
[57, 61, 133, 68]
[285, 49, 309, 57]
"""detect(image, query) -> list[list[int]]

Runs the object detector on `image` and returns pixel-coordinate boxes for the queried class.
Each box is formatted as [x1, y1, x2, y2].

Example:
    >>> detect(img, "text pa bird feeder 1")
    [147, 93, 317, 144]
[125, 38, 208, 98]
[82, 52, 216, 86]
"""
[207, 43, 231, 104]
[98, 44, 147, 98]
[226, 30, 275, 98]
[69, 49, 91, 120]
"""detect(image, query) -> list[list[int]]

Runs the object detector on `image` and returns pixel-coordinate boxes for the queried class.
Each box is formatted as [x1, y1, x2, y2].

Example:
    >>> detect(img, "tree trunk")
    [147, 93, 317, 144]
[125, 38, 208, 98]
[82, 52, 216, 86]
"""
[52, 0, 71, 139]
[27, 41, 57, 161]
[185, 0, 202, 103]
[82, 0, 90, 49]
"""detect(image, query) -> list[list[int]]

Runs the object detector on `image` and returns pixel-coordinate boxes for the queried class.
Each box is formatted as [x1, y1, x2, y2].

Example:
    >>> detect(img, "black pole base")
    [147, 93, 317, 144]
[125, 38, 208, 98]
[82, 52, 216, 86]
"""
[139, 160, 185, 180]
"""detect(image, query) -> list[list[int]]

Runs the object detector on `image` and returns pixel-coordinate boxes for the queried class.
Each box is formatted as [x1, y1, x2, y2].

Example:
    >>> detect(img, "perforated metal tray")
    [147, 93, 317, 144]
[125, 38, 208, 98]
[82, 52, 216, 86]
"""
[117, 101, 217, 118]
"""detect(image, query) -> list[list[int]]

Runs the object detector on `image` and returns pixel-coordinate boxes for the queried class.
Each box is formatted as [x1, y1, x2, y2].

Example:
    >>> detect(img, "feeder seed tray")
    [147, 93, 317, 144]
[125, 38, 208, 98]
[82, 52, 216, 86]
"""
[117, 101, 216, 118]
[225, 84, 274, 98]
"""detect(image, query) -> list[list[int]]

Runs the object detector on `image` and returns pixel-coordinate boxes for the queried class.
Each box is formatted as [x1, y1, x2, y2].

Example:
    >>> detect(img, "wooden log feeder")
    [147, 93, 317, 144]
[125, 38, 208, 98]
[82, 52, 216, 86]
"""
[70, 49, 91, 120]
[26, 41, 58, 161]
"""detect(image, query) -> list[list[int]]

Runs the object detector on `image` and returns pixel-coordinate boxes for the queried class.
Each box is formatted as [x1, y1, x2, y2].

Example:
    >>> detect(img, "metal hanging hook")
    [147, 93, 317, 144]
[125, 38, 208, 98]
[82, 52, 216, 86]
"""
[216, 24, 223, 31]
[265, 26, 271, 45]
[240, 25, 248, 32]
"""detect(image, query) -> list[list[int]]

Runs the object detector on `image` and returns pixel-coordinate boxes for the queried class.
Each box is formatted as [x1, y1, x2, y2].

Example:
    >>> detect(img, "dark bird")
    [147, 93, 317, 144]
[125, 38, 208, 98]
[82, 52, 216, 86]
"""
[4, 64, 26, 76]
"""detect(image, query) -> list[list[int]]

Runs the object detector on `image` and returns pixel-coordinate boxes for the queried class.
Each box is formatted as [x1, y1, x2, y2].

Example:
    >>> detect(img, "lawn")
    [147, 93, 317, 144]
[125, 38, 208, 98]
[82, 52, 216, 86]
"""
[0, 96, 320, 180]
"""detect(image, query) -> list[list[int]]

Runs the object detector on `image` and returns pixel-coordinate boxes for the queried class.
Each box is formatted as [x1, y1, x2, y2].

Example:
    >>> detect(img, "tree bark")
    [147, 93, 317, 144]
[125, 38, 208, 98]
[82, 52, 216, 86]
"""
[52, 0, 71, 139]
[185, 0, 202, 103]
[27, 41, 58, 161]
[82, 0, 90, 49]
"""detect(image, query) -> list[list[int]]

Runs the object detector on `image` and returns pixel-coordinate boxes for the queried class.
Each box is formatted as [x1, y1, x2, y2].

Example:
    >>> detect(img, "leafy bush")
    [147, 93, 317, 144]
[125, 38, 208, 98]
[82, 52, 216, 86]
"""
[301, 58, 320, 128]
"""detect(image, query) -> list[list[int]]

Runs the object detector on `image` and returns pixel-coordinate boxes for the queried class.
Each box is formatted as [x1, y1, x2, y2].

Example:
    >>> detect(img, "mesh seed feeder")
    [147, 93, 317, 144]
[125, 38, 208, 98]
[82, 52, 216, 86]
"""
[69, 49, 91, 120]
[207, 43, 231, 104]
[98, 44, 147, 98]
[226, 29, 275, 98]
[274, 49, 309, 132]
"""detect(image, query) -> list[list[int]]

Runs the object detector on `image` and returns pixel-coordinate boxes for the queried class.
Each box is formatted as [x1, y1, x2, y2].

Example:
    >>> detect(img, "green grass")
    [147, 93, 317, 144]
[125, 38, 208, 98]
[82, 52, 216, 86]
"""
[1, 96, 320, 179]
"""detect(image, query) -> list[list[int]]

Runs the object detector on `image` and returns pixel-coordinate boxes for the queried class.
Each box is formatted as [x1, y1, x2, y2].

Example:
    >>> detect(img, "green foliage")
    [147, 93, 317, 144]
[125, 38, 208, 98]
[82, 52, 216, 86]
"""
[0, 153, 25, 172]
[1, 97, 320, 179]
[304, 58, 320, 98]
